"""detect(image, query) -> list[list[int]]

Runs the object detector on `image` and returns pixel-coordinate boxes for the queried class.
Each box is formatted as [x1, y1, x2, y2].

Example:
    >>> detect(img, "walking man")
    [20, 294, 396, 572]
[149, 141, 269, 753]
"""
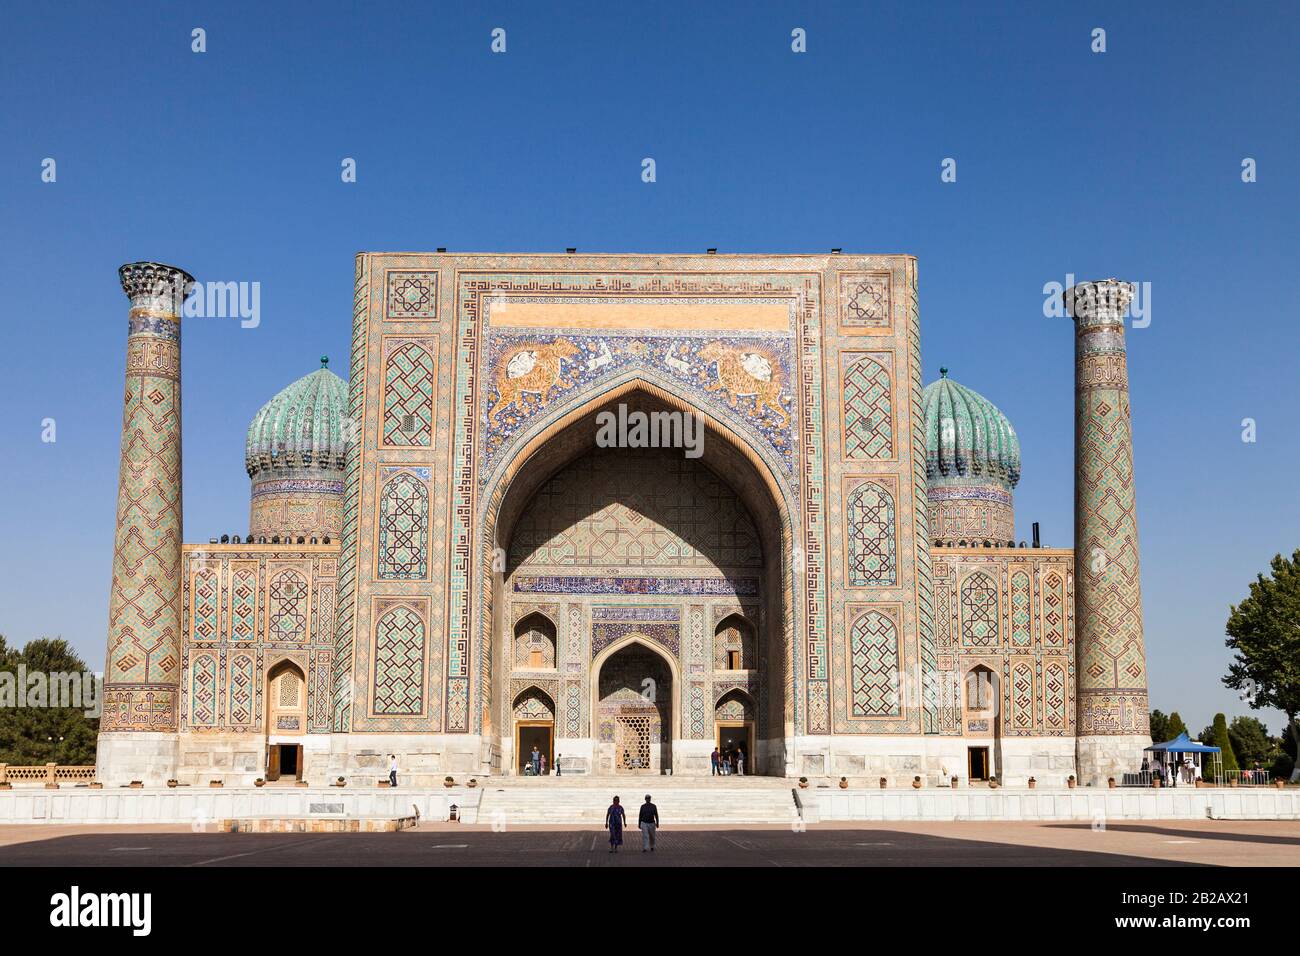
[710, 746, 720, 776]
[736, 746, 745, 776]
[388, 754, 398, 788]
[639, 794, 659, 852]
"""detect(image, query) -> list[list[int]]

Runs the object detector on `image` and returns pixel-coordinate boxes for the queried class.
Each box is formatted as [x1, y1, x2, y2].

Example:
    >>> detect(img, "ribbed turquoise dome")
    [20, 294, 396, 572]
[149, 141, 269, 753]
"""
[922, 369, 1020, 490]
[245, 358, 349, 478]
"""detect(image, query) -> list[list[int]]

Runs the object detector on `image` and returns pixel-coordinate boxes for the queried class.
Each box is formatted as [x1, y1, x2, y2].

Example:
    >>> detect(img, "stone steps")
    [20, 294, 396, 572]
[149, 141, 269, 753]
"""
[474, 786, 799, 825]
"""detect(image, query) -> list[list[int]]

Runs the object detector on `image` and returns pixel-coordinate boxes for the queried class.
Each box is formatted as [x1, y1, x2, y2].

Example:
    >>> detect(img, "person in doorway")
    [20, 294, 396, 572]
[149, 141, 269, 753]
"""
[388, 754, 398, 788]
[710, 747, 720, 776]
[605, 796, 626, 853]
[539, 753, 547, 776]
[639, 794, 659, 852]
[530, 745, 541, 776]
[735, 746, 745, 776]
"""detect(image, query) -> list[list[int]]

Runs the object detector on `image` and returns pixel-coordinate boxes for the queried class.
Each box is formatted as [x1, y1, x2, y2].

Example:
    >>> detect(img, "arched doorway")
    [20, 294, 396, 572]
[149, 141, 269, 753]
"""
[593, 639, 676, 774]
[482, 381, 795, 776]
[512, 686, 556, 775]
[514, 613, 557, 671]
[714, 688, 756, 775]
[266, 659, 307, 782]
[963, 665, 1001, 782]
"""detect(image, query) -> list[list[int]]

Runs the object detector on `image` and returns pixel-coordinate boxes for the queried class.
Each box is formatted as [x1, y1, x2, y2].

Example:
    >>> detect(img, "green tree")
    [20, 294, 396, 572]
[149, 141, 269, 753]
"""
[1149, 710, 1171, 742]
[1209, 713, 1239, 775]
[1227, 716, 1277, 770]
[1224, 549, 1300, 781]
[1166, 712, 1189, 739]
[0, 635, 100, 766]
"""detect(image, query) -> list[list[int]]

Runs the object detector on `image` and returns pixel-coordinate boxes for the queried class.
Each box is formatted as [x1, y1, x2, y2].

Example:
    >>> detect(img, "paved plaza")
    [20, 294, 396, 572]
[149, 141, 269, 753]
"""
[0, 819, 1296, 867]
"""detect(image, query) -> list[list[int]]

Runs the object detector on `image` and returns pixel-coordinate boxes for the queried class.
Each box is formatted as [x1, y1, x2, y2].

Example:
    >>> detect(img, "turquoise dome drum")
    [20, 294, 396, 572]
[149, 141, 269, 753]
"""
[922, 369, 1020, 544]
[245, 357, 349, 541]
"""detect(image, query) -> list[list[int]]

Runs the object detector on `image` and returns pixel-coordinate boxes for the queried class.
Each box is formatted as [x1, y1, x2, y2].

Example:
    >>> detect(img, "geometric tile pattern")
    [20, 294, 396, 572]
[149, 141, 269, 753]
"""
[847, 481, 896, 587]
[382, 342, 435, 446]
[231, 568, 257, 641]
[102, 275, 186, 732]
[565, 681, 583, 738]
[513, 688, 554, 720]
[229, 655, 255, 726]
[906, 269, 941, 735]
[268, 570, 309, 642]
[372, 603, 425, 716]
[1045, 661, 1067, 731]
[1042, 572, 1065, 647]
[377, 470, 429, 579]
[331, 254, 369, 733]
[960, 572, 998, 647]
[1011, 662, 1034, 729]
[1069, 280, 1149, 736]
[842, 355, 892, 459]
[507, 449, 763, 571]
[1010, 571, 1032, 647]
[848, 608, 899, 718]
[689, 683, 707, 738]
[190, 654, 217, 727]
[839, 272, 891, 329]
[178, 546, 336, 735]
[931, 548, 1075, 738]
[192, 569, 219, 641]
[386, 271, 439, 319]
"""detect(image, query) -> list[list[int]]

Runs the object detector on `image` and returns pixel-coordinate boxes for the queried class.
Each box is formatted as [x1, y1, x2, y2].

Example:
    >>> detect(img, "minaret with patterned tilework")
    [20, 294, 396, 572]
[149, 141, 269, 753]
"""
[95, 262, 193, 785]
[1064, 279, 1152, 786]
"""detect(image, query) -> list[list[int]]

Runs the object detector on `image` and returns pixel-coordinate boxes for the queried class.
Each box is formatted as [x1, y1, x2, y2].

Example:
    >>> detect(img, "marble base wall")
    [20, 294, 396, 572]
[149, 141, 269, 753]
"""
[791, 734, 1078, 787]
[94, 733, 180, 787]
[1076, 733, 1152, 787]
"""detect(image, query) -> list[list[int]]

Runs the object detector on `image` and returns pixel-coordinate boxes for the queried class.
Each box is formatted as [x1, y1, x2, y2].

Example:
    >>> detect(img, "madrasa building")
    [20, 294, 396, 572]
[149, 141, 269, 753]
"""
[95, 254, 1151, 789]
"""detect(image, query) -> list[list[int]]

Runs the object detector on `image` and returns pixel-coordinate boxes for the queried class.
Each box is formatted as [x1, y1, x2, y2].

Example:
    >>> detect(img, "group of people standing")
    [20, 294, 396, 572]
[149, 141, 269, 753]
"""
[711, 745, 745, 776]
[525, 745, 576, 775]
[524, 745, 550, 776]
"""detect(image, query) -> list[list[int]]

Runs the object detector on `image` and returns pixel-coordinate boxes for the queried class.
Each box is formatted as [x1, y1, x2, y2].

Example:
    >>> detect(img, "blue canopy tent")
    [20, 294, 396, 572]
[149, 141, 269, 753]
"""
[1145, 732, 1220, 755]
[1141, 733, 1222, 786]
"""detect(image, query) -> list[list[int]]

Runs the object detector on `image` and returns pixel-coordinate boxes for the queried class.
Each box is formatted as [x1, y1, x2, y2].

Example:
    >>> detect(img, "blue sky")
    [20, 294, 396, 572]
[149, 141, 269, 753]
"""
[1, 1, 1296, 735]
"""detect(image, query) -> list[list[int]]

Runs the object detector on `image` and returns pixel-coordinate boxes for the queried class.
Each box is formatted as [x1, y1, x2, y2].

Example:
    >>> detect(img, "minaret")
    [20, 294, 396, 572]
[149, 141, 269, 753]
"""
[1064, 279, 1151, 785]
[95, 262, 193, 785]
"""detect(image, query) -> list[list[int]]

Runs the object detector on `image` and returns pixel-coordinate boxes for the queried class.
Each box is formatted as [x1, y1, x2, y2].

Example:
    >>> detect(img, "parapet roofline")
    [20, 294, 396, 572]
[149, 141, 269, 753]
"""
[355, 251, 918, 260]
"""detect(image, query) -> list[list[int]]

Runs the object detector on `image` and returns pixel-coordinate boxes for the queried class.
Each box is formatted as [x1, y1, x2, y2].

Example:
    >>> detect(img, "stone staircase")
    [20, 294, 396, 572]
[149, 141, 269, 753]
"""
[473, 778, 801, 826]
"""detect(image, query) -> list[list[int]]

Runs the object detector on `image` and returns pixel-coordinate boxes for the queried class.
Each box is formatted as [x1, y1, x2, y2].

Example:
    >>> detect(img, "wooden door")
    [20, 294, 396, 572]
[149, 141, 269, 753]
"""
[267, 745, 281, 782]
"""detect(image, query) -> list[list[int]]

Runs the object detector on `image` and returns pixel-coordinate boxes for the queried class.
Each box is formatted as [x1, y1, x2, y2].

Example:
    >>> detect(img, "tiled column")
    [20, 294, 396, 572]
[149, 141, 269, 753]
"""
[1065, 279, 1151, 786]
[95, 262, 193, 785]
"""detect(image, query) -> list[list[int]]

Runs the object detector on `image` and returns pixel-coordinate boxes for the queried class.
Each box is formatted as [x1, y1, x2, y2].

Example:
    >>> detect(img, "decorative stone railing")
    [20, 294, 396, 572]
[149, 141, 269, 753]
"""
[0, 763, 97, 788]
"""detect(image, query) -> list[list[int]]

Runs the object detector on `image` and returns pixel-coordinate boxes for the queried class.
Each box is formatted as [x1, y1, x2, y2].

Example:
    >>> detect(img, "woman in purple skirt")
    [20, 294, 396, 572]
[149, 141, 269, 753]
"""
[605, 795, 626, 853]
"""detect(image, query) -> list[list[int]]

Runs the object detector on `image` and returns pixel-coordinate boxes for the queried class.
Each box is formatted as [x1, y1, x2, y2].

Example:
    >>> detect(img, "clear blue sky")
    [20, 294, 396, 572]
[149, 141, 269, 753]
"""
[1, 1, 1296, 736]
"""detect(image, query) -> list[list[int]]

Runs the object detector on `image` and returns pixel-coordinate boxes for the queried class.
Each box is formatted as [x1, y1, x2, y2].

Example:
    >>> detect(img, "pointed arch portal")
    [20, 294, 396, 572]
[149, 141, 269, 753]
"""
[480, 376, 795, 775]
